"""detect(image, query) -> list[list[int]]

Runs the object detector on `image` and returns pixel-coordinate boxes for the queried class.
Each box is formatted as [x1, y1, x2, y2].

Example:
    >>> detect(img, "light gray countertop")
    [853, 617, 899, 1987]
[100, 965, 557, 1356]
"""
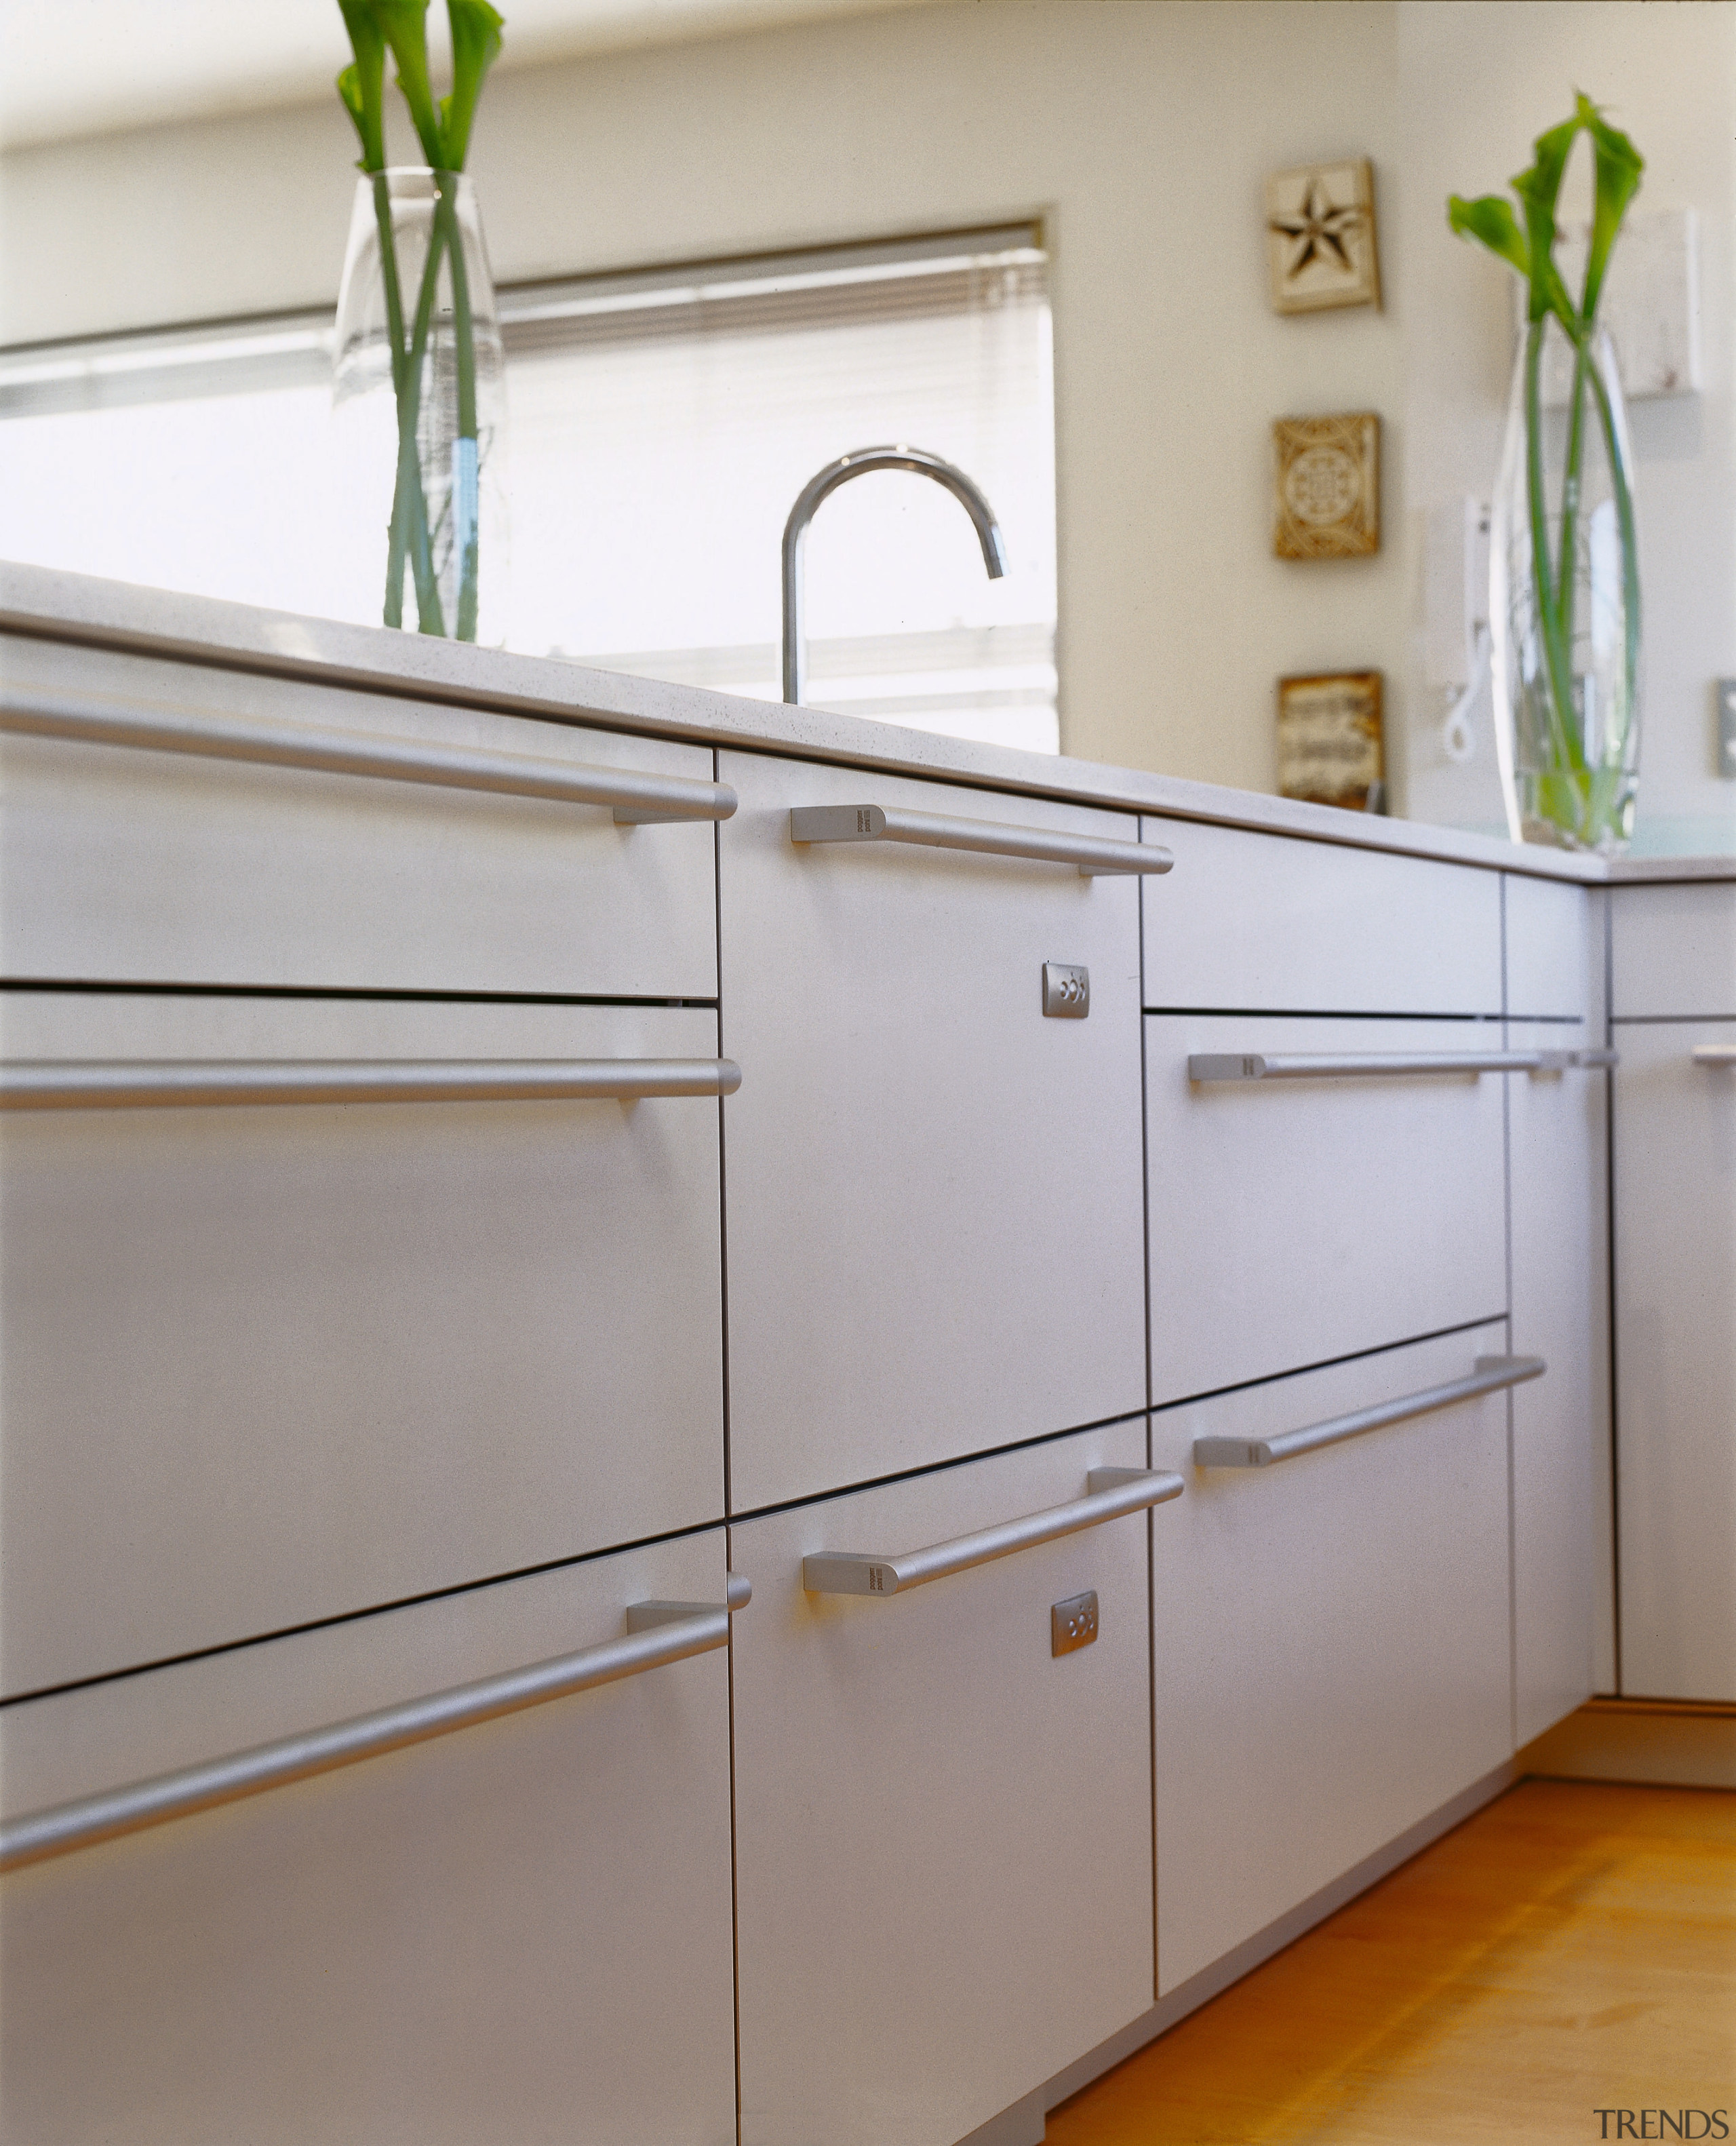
[3, 561, 1731, 886]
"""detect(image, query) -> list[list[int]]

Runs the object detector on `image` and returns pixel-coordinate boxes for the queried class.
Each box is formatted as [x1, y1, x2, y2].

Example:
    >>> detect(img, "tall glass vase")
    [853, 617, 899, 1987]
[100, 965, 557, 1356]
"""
[333, 168, 508, 645]
[1489, 317, 1639, 853]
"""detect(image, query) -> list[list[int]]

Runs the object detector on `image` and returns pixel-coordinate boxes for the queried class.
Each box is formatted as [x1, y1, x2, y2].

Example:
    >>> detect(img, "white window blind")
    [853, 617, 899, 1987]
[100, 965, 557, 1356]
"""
[0, 227, 1057, 752]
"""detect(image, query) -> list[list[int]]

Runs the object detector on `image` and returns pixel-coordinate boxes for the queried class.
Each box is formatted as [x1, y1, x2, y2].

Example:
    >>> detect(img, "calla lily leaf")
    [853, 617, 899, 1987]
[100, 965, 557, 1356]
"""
[336, 1, 388, 172]
[1512, 115, 1580, 324]
[1447, 193, 1530, 279]
[1576, 92, 1643, 322]
[366, 0, 446, 169]
[439, 0, 505, 171]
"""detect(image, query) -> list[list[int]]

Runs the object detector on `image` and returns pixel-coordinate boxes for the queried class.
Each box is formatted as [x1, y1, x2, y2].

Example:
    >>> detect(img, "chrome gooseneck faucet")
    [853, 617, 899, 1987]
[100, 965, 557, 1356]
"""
[781, 446, 1008, 705]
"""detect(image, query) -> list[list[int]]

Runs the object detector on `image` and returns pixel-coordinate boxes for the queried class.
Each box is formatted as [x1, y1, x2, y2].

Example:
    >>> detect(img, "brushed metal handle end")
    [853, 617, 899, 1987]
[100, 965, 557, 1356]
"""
[801, 1553, 899, 1597]
[790, 805, 886, 844]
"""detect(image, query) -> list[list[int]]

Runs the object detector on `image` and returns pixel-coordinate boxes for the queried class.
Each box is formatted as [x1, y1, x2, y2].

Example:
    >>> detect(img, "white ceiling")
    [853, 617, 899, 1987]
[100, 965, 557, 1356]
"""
[0, 0, 930, 149]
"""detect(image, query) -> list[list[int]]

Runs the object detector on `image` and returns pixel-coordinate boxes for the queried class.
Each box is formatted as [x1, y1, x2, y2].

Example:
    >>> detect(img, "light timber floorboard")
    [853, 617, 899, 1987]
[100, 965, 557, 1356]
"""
[1046, 1782, 1736, 2145]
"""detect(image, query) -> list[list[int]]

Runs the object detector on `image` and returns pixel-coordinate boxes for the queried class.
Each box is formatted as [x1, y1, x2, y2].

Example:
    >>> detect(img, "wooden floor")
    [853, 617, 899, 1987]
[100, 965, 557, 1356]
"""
[1047, 1781, 1736, 2145]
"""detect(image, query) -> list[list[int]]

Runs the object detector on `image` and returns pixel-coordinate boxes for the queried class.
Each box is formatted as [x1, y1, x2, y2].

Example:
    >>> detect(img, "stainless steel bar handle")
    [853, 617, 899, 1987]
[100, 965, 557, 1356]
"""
[0, 1058, 743, 1110]
[789, 804, 1172, 878]
[802, 1467, 1183, 1597]
[0, 1581, 751, 1875]
[1192, 1354, 1545, 1469]
[0, 688, 736, 825]
[1693, 1045, 1736, 1066]
[1189, 1050, 1541, 1082]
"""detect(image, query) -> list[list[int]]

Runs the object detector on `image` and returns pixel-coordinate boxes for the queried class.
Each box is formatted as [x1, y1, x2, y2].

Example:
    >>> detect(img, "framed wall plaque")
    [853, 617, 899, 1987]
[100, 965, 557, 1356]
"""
[1277, 671, 1384, 812]
[1272, 412, 1379, 559]
[1265, 158, 1381, 313]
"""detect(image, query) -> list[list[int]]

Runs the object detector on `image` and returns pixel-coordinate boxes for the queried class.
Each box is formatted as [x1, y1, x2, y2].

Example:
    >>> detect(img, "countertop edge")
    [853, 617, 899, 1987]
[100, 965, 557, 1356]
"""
[4, 562, 1729, 885]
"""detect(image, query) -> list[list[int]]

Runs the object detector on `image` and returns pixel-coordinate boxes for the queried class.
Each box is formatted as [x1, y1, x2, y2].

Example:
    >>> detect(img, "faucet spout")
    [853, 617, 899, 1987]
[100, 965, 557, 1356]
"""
[781, 446, 1008, 705]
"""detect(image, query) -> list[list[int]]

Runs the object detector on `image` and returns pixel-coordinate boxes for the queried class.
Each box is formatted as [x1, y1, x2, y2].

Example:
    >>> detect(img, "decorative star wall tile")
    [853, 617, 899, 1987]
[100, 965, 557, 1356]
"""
[1272, 412, 1380, 559]
[1265, 159, 1380, 313]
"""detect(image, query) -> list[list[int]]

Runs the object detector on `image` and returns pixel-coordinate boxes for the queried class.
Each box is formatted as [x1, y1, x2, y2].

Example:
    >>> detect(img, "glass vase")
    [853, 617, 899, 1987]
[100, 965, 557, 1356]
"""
[333, 169, 508, 645]
[1489, 317, 1639, 853]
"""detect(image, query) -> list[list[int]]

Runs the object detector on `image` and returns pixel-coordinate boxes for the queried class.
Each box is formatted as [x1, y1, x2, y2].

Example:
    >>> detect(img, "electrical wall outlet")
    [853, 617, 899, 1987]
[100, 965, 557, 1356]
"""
[1051, 1590, 1099, 1656]
[1718, 679, 1736, 780]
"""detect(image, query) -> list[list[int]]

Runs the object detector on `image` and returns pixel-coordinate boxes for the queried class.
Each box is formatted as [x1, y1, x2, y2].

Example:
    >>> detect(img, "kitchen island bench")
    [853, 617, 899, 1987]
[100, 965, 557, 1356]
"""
[1, 561, 1730, 2146]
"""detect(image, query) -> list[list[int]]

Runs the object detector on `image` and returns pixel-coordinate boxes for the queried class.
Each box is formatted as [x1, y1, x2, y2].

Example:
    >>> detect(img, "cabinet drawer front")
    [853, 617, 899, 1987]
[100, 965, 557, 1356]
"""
[1141, 816, 1501, 1014]
[1505, 874, 1604, 1023]
[731, 1422, 1157, 2146]
[1611, 882, 1736, 1019]
[719, 754, 1147, 1509]
[0, 638, 720, 996]
[1613, 1019, 1736, 1700]
[1150, 1327, 1516, 1994]
[1507, 1021, 1609, 1738]
[0, 994, 725, 1698]
[1147, 1013, 1509, 1403]
[0, 1535, 738, 2145]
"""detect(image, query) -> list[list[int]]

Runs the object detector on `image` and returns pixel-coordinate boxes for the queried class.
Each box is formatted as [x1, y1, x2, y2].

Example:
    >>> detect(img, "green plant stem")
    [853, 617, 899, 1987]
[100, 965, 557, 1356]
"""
[387, 210, 449, 638]
[1577, 334, 1642, 735]
[435, 175, 480, 642]
[1557, 335, 1590, 688]
[1523, 319, 1580, 777]
[370, 172, 415, 630]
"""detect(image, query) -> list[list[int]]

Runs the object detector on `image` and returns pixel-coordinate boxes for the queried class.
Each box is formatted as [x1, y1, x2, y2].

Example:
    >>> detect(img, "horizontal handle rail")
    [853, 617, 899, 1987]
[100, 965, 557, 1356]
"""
[802, 1466, 1183, 1598]
[1192, 1354, 1545, 1469]
[0, 688, 736, 825]
[0, 1058, 743, 1110]
[1693, 1045, 1736, 1066]
[1533, 1047, 1621, 1072]
[1188, 1050, 1541, 1083]
[0, 1580, 751, 1874]
[789, 803, 1172, 878]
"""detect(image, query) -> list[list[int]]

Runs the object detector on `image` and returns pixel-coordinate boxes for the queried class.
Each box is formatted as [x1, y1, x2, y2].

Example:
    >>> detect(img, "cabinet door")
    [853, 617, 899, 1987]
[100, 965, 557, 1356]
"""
[1508, 1023, 1610, 1740]
[1505, 873, 1602, 1021]
[719, 754, 1148, 1509]
[1611, 882, 1736, 1020]
[1146, 1015, 1508, 1403]
[1141, 816, 1502, 1015]
[1, 992, 725, 1697]
[1150, 1327, 1515, 1995]
[0, 1533, 738, 2146]
[0, 635, 720, 997]
[731, 1420, 1158, 2146]
[1612, 1020, 1736, 1700]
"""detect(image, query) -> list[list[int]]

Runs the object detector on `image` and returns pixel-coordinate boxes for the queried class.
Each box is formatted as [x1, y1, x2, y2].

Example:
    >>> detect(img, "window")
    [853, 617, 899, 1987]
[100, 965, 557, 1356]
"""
[0, 227, 1058, 752]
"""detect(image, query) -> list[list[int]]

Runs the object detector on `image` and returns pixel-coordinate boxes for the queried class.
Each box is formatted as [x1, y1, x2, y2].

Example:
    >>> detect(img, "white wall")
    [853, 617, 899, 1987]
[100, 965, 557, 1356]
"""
[2, 0, 1731, 843]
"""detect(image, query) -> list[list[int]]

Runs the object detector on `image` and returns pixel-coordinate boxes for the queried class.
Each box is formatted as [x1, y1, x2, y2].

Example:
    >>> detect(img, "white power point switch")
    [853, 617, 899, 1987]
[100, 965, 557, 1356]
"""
[1423, 497, 1491, 692]
[1719, 679, 1736, 779]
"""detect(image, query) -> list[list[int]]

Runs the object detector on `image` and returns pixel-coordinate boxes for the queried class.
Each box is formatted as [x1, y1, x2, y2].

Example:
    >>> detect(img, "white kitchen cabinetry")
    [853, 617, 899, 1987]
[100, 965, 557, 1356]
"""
[1506, 1029, 1610, 1736]
[1146, 1014, 1508, 1403]
[1503, 875, 1612, 1735]
[0, 566, 1685, 2143]
[1505, 872, 1604, 1023]
[0, 1531, 739, 2146]
[1610, 1016, 1736, 1701]
[731, 1419, 1160, 2146]
[0, 991, 726, 1698]
[1610, 880, 1736, 1020]
[719, 753, 1148, 1510]
[1149, 1325, 1517, 1996]
[0, 636, 724, 998]
[1141, 816, 1502, 1015]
